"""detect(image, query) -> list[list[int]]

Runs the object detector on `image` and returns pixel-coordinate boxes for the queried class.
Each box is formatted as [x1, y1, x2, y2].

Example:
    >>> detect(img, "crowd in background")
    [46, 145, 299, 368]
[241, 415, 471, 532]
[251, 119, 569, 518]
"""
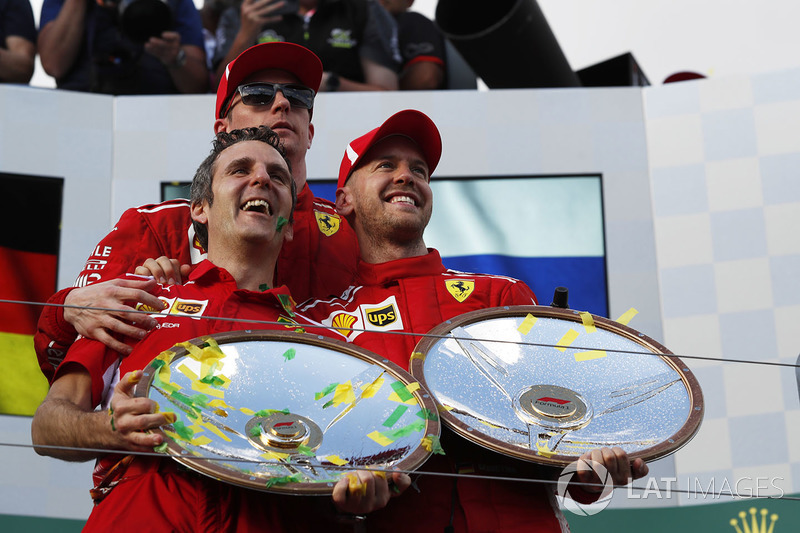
[0, 0, 449, 93]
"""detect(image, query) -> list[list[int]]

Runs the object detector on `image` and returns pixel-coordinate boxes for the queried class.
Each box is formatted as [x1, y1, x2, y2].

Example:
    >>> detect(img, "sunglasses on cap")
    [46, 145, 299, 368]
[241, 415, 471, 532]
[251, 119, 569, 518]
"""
[224, 82, 316, 116]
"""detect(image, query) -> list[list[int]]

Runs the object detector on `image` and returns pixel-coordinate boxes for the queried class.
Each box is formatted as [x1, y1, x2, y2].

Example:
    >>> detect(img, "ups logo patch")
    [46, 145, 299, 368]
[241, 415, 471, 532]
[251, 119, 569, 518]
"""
[168, 298, 208, 316]
[365, 304, 397, 327]
[315, 211, 341, 237]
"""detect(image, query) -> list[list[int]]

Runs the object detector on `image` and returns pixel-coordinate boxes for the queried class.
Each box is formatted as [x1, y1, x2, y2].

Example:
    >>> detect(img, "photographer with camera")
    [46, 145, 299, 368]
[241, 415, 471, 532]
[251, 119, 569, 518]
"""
[39, 0, 209, 94]
[212, 0, 400, 92]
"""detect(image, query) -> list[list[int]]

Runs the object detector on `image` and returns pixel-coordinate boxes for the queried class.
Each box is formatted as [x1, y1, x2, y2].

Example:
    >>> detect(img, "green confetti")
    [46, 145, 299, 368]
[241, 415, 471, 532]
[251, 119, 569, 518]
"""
[282, 348, 296, 362]
[315, 382, 338, 401]
[151, 359, 166, 370]
[384, 420, 426, 440]
[276, 216, 288, 232]
[424, 434, 446, 455]
[199, 374, 225, 387]
[382, 405, 408, 428]
[265, 473, 304, 488]
[173, 421, 194, 441]
[277, 294, 296, 317]
[296, 445, 316, 457]
[259, 283, 270, 292]
[416, 408, 439, 421]
[190, 393, 210, 408]
[390, 381, 414, 402]
[254, 408, 290, 417]
[249, 425, 263, 437]
[153, 442, 169, 453]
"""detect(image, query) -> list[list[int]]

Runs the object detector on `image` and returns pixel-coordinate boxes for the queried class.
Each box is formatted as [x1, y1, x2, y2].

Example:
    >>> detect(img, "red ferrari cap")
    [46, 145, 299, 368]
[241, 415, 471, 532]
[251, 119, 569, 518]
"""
[215, 42, 323, 119]
[338, 110, 442, 188]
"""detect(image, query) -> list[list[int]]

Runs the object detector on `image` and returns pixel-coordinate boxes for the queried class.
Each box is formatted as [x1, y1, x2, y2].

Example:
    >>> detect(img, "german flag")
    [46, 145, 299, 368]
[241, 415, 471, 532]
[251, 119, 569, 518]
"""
[0, 173, 62, 416]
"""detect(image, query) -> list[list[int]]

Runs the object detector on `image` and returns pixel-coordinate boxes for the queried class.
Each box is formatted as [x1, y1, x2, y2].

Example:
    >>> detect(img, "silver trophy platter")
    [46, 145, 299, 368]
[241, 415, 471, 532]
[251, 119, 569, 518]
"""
[410, 306, 703, 467]
[134, 330, 440, 494]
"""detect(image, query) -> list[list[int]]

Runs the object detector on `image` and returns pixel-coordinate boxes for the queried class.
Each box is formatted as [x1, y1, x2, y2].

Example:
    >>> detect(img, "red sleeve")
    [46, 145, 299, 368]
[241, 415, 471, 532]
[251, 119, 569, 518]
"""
[34, 201, 195, 383]
[55, 338, 121, 408]
[501, 279, 539, 306]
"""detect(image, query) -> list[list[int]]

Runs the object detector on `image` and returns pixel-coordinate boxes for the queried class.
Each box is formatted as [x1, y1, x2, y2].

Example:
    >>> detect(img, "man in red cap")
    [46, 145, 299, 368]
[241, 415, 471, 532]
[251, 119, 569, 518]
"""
[300, 110, 648, 531]
[35, 42, 360, 382]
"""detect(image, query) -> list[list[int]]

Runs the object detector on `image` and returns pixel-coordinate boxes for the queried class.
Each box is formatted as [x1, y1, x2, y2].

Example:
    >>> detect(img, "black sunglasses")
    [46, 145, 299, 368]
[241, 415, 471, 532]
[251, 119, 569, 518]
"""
[225, 82, 316, 116]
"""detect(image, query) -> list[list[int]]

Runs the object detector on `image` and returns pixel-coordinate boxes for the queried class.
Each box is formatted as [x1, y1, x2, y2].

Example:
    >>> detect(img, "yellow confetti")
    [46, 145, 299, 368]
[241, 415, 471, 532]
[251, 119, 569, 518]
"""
[409, 352, 425, 361]
[162, 412, 177, 424]
[190, 436, 212, 446]
[367, 431, 394, 447]
[177, 341, 203, 359]
[579, 312, 596, 334]
[208, 399, 231, 409]
[326, 455, 349, 466]
[438, 404, 454, 412]
[330, 382, 356, 407]
[360, 376, 385, 399]
[616, 308, 638, 326]
[536, 442, 555, 458]
[198, 420, 232, 442]
[348, 473, 367, 497]
[574, 350, 607, 362]
[155, 350, 176, 364]
[555, 329, 579, 352]
[371, 470, 387, 481]
[479, 420, 501, 429]
[240, 407, 256, 416]
[191, 381, 225, 398]
[518, 313, 538, 335]
[261, 451, 289, 461]
[178, 364, 198, 381]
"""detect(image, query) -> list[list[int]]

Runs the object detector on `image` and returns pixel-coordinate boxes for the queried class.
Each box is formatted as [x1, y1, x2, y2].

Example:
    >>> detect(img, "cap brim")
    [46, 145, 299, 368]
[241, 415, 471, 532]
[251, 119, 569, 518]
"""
[216, 43, 323, 118]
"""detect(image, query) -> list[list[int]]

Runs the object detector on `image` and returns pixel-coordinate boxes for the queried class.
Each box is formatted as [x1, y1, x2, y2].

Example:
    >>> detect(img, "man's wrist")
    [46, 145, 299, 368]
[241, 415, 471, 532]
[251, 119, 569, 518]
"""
[168, 48, 187, 69]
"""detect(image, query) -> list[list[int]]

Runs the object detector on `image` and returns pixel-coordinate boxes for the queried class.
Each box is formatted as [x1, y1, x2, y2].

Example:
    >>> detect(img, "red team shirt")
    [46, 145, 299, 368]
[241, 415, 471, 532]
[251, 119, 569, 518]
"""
[299, 251, 568, 532]
[57, 261, 353, 532]
[36, 185, 358, 382]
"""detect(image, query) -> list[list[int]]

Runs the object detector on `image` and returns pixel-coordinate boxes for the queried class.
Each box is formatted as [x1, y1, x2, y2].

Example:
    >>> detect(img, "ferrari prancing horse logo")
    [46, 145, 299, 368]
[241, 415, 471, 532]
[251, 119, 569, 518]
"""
[445, 279, 475, 303]
[315, 211, 341, 237]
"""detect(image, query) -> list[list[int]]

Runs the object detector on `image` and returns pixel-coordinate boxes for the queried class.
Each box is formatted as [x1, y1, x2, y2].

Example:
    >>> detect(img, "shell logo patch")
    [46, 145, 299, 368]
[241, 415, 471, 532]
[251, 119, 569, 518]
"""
[321, 311, 363, 341]
[136, 297, 174, 315]
[331, 312, 358, 337]
[315, 211, 341, 237]
[446, 279, 475, 303]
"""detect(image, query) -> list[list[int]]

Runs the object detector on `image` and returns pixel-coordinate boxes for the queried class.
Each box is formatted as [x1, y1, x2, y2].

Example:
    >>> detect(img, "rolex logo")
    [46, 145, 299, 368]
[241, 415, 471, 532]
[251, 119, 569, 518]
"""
[729, 508, 778, 533]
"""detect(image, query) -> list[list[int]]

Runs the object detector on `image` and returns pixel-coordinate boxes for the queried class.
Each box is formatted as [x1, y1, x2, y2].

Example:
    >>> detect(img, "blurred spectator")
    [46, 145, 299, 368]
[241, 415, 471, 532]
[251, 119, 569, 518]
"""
[38, 0, 208, 94]
[380, 0, 445, 90]
[200, 0, 233, 71]
[0, 0, 36, 83]
[213, 0, 400, 91]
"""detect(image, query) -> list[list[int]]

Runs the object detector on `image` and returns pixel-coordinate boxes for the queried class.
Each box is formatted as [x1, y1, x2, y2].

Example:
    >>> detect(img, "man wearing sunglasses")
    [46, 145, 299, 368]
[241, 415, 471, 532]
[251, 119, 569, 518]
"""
[34, 42, 360, 383]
